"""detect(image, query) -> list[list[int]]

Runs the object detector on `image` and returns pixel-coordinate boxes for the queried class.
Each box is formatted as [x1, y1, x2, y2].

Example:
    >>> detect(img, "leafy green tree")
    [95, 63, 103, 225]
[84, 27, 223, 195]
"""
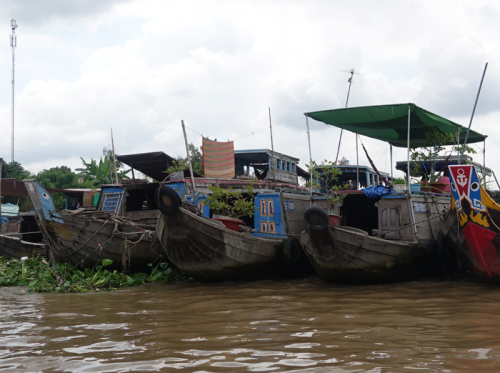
[1, 158, 34, 210]
[36, 166, 94, 209]
[76, 155, 130, 187]
[0, 158, 32, 180]
[172, 143, 204, 175]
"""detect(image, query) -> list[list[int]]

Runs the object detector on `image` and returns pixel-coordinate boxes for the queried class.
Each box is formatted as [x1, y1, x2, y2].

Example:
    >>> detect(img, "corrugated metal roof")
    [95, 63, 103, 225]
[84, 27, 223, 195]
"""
[116, 151, 201, 181]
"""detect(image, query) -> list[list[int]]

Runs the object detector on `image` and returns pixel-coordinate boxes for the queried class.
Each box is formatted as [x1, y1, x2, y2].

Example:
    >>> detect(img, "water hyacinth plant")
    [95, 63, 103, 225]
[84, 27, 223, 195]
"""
[0, 255, 186, 293]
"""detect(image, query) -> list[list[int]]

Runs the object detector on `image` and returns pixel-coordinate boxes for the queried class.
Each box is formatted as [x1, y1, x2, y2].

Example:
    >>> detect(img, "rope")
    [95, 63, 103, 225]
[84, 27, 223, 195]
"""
[60, 219, 110, 257]
[232, 127, 268, 141]
[184, 124, 269, 142]
[378, 211, 446, 238]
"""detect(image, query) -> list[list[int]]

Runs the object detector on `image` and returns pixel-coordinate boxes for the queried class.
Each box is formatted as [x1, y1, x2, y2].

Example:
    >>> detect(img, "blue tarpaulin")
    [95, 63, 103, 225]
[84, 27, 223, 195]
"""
[363, 185, 394, 199]
[1, 216, 9, 225]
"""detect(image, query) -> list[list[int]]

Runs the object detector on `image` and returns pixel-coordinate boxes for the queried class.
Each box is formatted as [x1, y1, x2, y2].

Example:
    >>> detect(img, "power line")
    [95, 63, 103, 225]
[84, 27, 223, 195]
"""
[0, 148, 81, 159]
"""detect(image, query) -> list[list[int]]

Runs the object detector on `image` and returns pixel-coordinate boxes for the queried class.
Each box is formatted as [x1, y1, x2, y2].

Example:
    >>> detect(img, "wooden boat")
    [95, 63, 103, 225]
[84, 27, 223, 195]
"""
[300, 192, 449, 284]
[441, 165, 500, 282]
[156, 183, 318, 282]
[0, 235, 45, 259]
[24, 180, 162, 271]
[299, 103, 488, 284]
[0, 211, 46, 259]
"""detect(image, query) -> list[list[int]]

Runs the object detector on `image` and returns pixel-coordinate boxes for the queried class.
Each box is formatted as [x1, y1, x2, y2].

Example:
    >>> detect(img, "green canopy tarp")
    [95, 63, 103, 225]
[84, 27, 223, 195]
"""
[305, 103, 487, 148]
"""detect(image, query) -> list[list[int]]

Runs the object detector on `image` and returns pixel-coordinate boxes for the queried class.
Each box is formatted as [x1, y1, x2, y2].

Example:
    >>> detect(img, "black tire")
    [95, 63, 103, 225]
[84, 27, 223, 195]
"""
[283, 237, 304, 269]
[157, 186, 181, 216]
[304, 206, 329, 230]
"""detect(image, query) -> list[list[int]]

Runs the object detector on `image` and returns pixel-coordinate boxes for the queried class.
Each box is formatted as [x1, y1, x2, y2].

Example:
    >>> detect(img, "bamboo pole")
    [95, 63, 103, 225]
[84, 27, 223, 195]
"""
[306, 114, 313, 205]
[356, 134, 359, 188]
[111, 128, 119, 184]
[407, 104, 418, 239]
[182, 120, 196, 198]
[390, 144, 393, 182]
[459, 62, 488, 164]
[269, 107, 275, 184]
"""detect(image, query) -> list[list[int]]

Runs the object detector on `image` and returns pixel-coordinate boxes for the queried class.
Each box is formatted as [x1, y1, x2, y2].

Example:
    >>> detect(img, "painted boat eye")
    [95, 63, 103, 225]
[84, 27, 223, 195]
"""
[42, 192, 50, 200]
[471, 182, 480, 192]
[451, 183, 456, 191]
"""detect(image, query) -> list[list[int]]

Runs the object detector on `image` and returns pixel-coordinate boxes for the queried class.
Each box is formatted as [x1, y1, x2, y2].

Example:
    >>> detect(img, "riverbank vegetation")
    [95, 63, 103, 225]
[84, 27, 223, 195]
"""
[0, 255, 185, 293]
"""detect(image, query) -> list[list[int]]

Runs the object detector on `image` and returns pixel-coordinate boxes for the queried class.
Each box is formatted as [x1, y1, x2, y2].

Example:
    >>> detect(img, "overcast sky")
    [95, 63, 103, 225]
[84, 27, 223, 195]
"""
[0, 0, 499, 183]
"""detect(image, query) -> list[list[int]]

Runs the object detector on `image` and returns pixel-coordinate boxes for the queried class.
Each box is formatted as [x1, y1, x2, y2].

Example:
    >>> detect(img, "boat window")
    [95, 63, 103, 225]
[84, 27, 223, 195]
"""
[287, 161, 291, 172]
[276, 159, 281, 170]
[292, 163, 296, 173]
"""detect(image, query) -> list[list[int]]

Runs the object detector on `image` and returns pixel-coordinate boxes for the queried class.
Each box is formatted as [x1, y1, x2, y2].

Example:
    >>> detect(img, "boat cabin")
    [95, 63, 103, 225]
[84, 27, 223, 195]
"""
[331, 190, 449, 244]
[396, 155, 492, 179]
[96, 182, 160, 225]
[234, 149, 308, 184]
[0, 205, 43, 244]
[62, 189, 100, 210]
[313, 164, 391, 192]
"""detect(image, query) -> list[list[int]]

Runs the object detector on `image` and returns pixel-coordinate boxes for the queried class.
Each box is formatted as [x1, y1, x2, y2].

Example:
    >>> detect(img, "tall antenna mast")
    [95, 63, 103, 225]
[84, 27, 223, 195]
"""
[10, 18, 18, 163]
[335, 69, 362, 163]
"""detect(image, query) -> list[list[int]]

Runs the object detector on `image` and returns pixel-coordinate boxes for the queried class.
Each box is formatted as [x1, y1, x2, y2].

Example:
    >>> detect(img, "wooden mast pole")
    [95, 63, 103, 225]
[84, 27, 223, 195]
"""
[111, 128, 119, 184]
[269, 107, 276, 184]
[182, 120, 196, 199]
[459, 62, 488, 164]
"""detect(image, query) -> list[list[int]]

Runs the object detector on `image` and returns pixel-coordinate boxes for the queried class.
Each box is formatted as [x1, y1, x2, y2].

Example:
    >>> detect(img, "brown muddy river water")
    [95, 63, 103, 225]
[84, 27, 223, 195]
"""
[1, 277, 500, 372]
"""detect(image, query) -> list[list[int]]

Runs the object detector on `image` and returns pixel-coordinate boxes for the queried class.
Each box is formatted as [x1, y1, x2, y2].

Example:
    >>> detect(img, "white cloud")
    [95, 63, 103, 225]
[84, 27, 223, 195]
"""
[0, 0, 498, 187]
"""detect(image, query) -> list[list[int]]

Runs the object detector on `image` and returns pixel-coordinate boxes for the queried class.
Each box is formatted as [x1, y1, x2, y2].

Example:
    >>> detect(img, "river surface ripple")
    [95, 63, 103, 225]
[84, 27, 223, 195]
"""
[1, 278, 500, 372]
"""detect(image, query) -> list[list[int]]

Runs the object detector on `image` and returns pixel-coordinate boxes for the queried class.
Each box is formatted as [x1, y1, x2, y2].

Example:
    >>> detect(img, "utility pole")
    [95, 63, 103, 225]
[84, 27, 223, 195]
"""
[10, 19, 18, 163]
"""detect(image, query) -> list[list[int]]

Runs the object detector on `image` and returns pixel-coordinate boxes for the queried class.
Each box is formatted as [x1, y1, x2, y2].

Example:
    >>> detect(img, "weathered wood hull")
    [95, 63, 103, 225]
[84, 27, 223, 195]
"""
[45, 212, 161, 271]
[442, 165, 500, 282]
[157, 208, 288, 282]
[0, 234, 46, 259]
[24, 180, 162, 271]
[300, 225, 435, 284]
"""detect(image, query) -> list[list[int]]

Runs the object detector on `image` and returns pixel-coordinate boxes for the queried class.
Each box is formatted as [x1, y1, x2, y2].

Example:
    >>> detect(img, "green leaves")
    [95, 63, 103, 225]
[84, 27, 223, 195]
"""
[202, 184, 256, 219]
[0, 255, 186, 293]
[101, 259, 113, 267]
[306, 159, 348, 210]
[76, 155, 131, 187]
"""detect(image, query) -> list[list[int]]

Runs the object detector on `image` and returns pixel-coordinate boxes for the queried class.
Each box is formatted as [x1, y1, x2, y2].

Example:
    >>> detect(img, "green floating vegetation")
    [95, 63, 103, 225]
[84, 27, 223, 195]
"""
[0, 255, 186, 293]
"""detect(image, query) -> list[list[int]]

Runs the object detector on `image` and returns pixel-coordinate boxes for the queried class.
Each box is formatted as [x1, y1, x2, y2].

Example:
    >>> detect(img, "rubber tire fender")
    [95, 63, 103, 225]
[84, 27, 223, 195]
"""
[304, 206, 329, 230]
[157, 186, 182, 216]
[282, 237, 304, 269]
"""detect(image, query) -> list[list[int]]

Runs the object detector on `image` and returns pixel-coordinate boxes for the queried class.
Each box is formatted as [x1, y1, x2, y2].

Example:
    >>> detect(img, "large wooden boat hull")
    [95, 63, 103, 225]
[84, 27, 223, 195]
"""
[157, 207, 288, 282]
[0, 234, 46, 259]
[300, 225, 434, 284]
[24, 180, 161, 271]
[442, 165, 500, 282]
[43, 212, 161, 271]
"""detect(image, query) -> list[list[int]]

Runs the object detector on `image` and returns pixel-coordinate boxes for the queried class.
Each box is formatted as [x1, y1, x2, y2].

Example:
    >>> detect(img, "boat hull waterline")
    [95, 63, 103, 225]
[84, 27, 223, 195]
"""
[300, 225, 434, 284]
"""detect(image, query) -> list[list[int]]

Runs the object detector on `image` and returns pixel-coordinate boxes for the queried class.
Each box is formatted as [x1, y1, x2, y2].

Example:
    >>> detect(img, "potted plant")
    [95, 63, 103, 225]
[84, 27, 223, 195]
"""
[392, 177, 406, 193]
[409, 129, 475, 193]
[202, 184, 256, 231]
[306, 159, 348, 226]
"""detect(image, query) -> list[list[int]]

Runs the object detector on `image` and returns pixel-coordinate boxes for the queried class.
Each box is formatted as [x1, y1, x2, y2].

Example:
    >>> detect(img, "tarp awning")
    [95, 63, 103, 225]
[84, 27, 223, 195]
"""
[305, 103, 487, 147]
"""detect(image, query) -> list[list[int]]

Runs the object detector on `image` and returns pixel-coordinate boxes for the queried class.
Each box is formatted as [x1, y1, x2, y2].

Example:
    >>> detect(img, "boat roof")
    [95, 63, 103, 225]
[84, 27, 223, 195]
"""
[305, 103, 487, 148]
[2, 178, 66, 197]
[235, 149, 300, 163]
[116, 151, 202, 182]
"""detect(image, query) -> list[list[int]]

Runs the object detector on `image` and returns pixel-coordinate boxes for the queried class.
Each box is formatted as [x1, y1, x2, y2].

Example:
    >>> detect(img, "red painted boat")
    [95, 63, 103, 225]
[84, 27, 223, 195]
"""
[441, 165, 500, 281]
